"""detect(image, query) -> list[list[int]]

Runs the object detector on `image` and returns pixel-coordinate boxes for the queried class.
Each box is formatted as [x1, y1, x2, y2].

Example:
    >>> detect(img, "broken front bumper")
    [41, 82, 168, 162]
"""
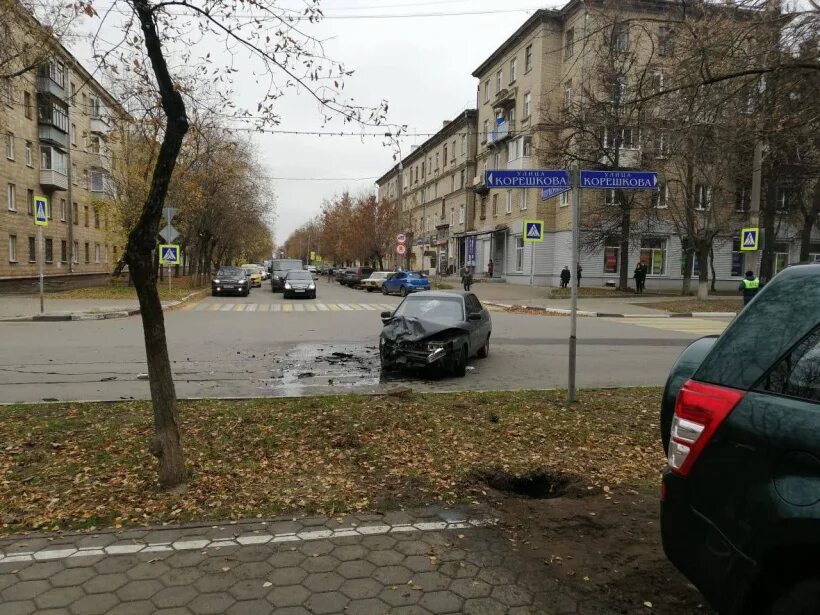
[382, 341, 450, 368]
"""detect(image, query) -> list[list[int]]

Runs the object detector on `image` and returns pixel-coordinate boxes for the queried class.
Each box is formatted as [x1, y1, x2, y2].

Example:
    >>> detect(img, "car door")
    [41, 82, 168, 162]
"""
[388, 272, 405, 293]
[463, 295, 483, 353]
[467, 294, 491, 349]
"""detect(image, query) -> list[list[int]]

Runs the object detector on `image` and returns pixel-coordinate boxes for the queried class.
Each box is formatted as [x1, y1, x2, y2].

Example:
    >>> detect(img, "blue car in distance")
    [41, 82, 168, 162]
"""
[382, 271, 431, 296]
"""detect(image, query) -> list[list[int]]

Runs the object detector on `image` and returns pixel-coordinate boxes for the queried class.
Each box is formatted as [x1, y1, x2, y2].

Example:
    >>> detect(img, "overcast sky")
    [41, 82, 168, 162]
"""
[68, 0, 567, 248]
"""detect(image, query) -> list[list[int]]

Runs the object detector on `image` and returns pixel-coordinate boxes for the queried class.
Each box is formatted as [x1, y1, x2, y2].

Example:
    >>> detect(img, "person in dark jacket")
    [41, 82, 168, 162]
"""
[576, 265, 583, 287]
[739, 270, 761, 305]
[560, 266, 571, 288]
[461, 266, 473, 291]
[633, 262, 647, 294]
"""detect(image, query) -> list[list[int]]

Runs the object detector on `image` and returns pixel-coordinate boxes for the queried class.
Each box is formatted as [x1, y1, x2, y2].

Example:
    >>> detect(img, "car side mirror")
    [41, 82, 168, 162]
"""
[467, 313, 482, 322]
[380, 311, 393, 323]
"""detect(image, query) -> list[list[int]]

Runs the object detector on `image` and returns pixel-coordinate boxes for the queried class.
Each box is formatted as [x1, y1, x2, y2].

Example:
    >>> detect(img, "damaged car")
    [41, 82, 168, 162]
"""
[379, 291, 491, 377]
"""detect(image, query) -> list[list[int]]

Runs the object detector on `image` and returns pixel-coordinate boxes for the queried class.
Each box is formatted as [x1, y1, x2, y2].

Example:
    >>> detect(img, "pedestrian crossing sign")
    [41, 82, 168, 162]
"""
[740, 227, 759, 251]
[523, 219, 544, 243]
[34, 196, 49, 226]
[159, 244, 180, 265]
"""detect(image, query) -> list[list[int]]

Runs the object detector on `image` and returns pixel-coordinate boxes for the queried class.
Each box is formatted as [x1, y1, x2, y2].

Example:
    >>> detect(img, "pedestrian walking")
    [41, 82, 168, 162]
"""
[739, 270, 761, 305]
[633, 262, 647, 294]
[487, 259, 494, 279]
[327, 267, 334, 283]
[576, 265, 583, 287]
[560, 266, 571, 289]
[461, 266, 473, 292]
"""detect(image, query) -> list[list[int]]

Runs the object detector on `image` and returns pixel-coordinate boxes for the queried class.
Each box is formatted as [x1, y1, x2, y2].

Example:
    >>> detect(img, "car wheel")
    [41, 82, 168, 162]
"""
[381, 285, 389, 295]
[477, 335, 490, 359]
[400, 286, 408, 297]
[366, 287, 373, 292]
[767, 576, 820, 615]
[379, 347, 394, 372]
[453, 346, 468, 377]
[244, 290, 250, 297]
[211, 290, 217, 297]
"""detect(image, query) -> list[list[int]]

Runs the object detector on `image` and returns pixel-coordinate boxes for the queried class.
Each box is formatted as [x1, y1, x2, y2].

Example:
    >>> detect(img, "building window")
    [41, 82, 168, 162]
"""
[61, 240, 67, 263]
[492, 194, 498, 217]
[84, 169, 89, 190]
[612, 22, 630, 52]
[7, 183, 15, 211]
[605, 189, 617, 206]
[509, 57, 517, 83]
[484, 80, 490, 103]
[28, 236, 36, 262]
[559, 190, 569, 208]
[604, 126, 640, 150]
[443, 144, 448, 166]
[24, 91, 32, 119]
[695, 184, 712, 211]
[5, 131, 14, 160]
[525, 44, 533, 72]
[25, 141, 32, 166]
[654, 183, 669, 208]
[458, 204, 464, 223]
[774, 242, 790, 274]
[650, 71, 665, 95]
[71, 123, 77, 146]
[60, 199, 66, 221]
[480, 197, 487, 219]
[565, 28, 574, 58]
[505, 190, 513, 214]
[495, 69, 502, 93]
[656, 131, 670, 158]
[508, 139, 519, 162]
[563, 81, 572, 108]
[613, 75, 628, 105]
[72, 240, 79, 263]
[73, 202, 78, 225]
[522, 135, 532, 157]
[41, 145, 67, 174]
[604, 237, 620, 274]
[84, 242, 90, 264]
[515, 236, 525, 271]
[38, 99, 69, 132]
[41, 60, 66, 87]
[27, 189, 34, 215]
[451, 140, 456, 162]
[45, 238, 53, 263]
[460, 134, 466, 156]
[735, 184, 750, 212]
[70, 82, 76, 102]
[8, 234, 18, 262]
[523, 92, 531, 119]
[72, 163, 78, 185]
[658, 25, 674, 57]
[89, 135, 101, 154]
[640, 237, 667, 275]
[84, 205, 89, 227]
[494, 151, 501, 169]
[459, 169, 465, 188]
[94, 207, 100, 228]
[520, 189, 527, 211]
[1, 79, 11, 106]
[94, 243, 101, 263]
[775, 186, 795, 213]
[483, 119, 489, 142]
[90, 96, 102, 118]
[731, 237, 743, 276]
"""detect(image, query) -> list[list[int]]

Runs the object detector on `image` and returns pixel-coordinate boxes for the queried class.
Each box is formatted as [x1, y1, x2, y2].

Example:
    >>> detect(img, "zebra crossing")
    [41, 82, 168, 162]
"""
[604, 316, 731, 336]
[190, 301, 396, 314]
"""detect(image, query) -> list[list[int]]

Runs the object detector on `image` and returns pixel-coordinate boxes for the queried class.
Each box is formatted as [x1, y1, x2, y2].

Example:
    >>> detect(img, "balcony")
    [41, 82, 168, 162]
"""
[36, 76, 67, 102]
[38, 124, 68, 148]
[90, 171, 116, 200]
[487, 121, 511, 146]
[599, 148, 641, 168]
[492, 86, 518, 110]
[89, 149, 113, 172]
[40, 168, 69, 191]
[90, 114, 110, 135]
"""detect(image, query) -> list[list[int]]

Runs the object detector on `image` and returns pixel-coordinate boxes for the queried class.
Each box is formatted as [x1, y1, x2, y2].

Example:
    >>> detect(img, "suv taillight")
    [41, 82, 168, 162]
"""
[668, 380, 745, 477]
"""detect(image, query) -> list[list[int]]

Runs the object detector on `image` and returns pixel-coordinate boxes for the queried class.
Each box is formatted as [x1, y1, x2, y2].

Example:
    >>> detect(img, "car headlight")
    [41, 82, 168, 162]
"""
[284, 282, 292, 289]
[308, 284, 315, 290]
[427, 341, 446, 351]
[238, 279, 246, 284]
[213, 279, 220, 284]
[273, 275, 280, 280]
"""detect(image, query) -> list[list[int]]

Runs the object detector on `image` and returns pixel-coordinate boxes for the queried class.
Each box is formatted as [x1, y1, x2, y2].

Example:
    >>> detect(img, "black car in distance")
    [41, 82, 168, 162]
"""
[379, 291, 491, 377]
[283, 270, 316, 299]
[211, 266, 250, 297]
[660, 264, 820, 615]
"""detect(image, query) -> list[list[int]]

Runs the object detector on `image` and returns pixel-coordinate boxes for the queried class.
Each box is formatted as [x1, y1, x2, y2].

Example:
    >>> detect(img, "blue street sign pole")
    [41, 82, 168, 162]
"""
[568, 165, 581, 403]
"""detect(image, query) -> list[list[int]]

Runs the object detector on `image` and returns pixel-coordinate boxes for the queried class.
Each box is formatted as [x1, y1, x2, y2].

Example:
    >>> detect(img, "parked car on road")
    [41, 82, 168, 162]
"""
[382, 271, 431, 296]
[379, 291, 491, 377]
[660, 263, 820, 615]
[269, 258, 304, 292]
[342, 266, 374, 288]
[283, 270, 317, 299]
[212, 266, 250, 297]
[241, 264, 263, 287]
[361, 271, 391, 292]
[335, 268, 351, 284]
[306, 265, 319, 280]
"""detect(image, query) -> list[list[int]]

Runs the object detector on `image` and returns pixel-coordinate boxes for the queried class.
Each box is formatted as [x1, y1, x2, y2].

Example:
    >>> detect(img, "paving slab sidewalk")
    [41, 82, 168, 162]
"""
[0, 506, 609, 614]
[0, 292, 203, 322]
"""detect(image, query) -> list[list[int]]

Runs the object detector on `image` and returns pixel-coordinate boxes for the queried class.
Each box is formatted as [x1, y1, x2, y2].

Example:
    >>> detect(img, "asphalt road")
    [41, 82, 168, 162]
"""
[0, 279, 730, 403]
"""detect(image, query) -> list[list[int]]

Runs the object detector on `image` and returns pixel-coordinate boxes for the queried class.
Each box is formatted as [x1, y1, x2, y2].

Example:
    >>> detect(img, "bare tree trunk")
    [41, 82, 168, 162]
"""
[709, 244, 717, 293]
[681, 248, 694, 296]
[798, 182, 819, 261]
[759, 181, 777, 282]
[697, 242, 710, 300]
[125, 0, 190, 488]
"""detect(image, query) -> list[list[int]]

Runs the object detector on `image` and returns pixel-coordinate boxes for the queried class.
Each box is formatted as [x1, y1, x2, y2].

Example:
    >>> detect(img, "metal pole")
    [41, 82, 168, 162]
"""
[529, 240, 534, 287]
[39, 226, 44, 314]
[568, 166, 580, 403]
[396, 161, 404, 270]
[749, 141, 764, 276]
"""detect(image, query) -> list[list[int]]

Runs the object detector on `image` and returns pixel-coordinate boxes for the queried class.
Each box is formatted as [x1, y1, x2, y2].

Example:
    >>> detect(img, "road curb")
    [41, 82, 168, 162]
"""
[486, 301, 737, 319]
[0, 289, 206, 323]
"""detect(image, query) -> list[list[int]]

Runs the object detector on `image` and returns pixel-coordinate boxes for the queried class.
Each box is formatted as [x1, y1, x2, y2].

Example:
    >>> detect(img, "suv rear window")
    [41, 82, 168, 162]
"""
[757, 326, 820, 403]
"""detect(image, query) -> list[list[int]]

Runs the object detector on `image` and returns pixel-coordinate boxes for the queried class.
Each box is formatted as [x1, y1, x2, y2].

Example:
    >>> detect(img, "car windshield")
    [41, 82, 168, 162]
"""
[217, 267, 242, 277]
[395, 296, 464, 322]
[370, 273, 387, 279]
[406, 273, 424, 280]
[287, 271, 312, 280]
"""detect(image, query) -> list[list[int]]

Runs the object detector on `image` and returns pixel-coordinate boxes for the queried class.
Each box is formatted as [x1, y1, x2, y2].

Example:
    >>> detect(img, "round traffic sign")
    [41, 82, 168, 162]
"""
[396, 244, 407, 255]
[396, 233, 407, 244]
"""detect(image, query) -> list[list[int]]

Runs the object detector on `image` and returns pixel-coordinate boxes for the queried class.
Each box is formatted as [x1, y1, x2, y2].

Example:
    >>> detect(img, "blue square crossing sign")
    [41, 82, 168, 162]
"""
[34, 196, 49, 227]
[740, 228, 759, 251]
[159, 244, 180, 265]
[523, 219, 544, 243]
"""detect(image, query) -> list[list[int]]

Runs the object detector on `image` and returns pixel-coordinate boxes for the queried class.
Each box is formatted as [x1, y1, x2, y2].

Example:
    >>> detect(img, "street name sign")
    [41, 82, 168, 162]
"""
[159, 244, 181, 265]
[523, 219, 545, 243]
[485, 169, 570, 189]
[541, 186, 571, 201]
[740, 227, 759, 251]
[580, 170, 658, 189]
[34, 196, 49, 226]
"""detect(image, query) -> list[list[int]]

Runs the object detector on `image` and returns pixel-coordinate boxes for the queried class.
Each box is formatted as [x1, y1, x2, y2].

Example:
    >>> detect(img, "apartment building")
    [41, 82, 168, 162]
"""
[1, 9, 122, 291]
[376, 110, 478, 274]
[464, 0, 817, 288]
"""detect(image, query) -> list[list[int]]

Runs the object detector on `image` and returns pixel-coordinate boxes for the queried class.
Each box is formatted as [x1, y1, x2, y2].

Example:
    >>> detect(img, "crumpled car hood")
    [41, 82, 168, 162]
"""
[382, 316, 468, 343]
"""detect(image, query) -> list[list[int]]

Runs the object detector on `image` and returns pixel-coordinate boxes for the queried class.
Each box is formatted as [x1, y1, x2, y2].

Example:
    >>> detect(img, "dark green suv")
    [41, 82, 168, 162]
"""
[661, 264, 820, 615]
